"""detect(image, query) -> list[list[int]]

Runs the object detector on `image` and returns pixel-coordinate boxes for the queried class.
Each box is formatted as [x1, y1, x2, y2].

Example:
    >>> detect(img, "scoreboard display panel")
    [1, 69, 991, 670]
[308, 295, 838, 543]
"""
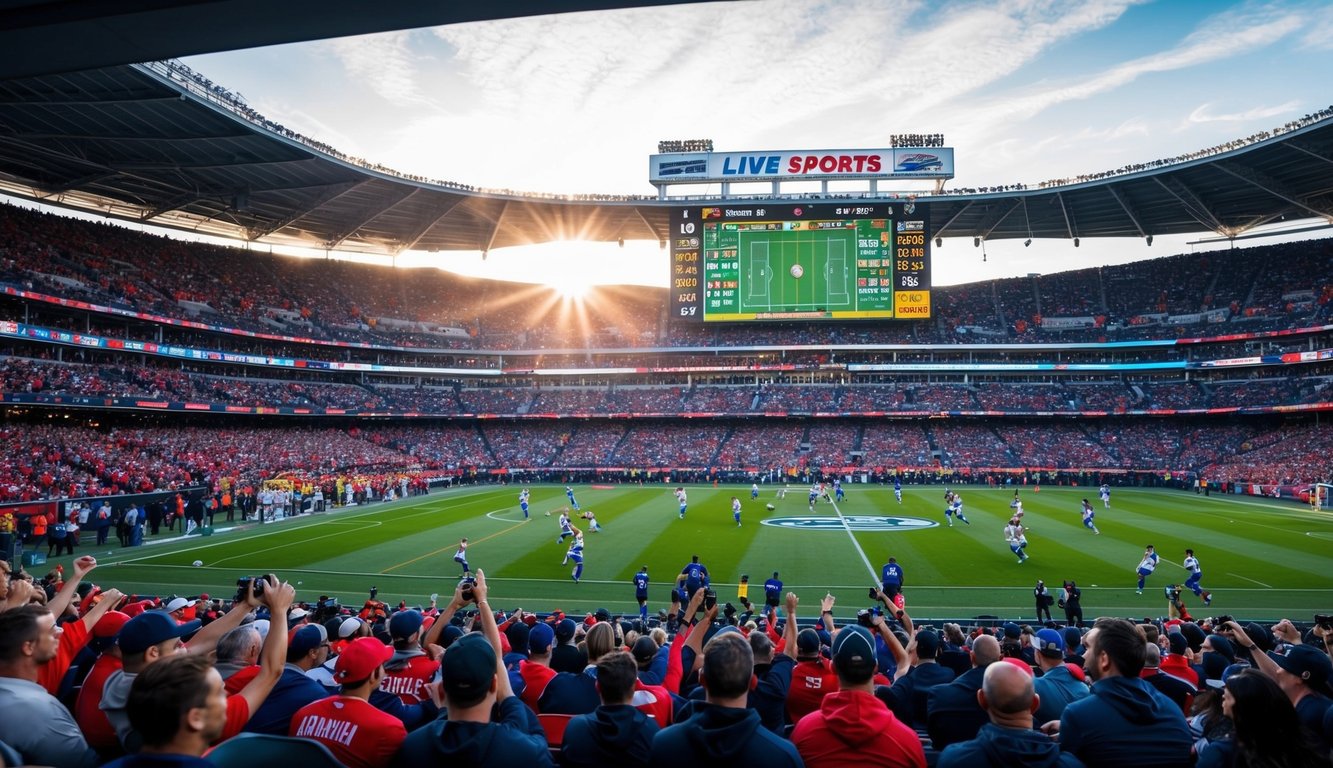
[670, 203, 930, 323]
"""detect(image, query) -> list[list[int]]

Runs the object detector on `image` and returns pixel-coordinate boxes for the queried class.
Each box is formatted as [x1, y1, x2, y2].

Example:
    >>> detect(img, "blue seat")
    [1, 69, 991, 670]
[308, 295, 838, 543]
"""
[206, 732, 346, 768]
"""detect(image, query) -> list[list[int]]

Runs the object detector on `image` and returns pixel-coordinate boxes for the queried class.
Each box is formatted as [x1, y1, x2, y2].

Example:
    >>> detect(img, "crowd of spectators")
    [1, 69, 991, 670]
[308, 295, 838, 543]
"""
[1, 550, 1329, 768]
[5, 201, 1333, 354]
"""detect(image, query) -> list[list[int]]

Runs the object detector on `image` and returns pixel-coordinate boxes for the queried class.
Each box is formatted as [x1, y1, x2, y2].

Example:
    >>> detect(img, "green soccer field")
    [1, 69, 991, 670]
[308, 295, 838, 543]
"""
[54, 484, 1333, 623]
[736, 228, 855, 313]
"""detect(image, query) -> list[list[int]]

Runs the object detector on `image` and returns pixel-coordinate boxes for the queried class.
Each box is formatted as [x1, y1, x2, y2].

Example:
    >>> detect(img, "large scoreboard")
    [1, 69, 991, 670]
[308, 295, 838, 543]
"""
[669, 202, 931, 322]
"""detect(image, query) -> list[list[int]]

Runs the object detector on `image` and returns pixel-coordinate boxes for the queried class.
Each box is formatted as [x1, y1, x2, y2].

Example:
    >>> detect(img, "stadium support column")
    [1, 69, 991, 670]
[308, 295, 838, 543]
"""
[772, 180, 780, 196]
[821, 180, 829, 196]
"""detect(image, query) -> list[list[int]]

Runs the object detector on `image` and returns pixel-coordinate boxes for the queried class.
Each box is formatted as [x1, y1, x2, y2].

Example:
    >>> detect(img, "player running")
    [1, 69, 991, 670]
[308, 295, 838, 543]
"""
[1005, 517, 1030, 563]
[751, 483, 760, 500]
[674, 487, 688, 519]
[808, 484, 821, 509]
[731, 496, 742, 527]
[1183, 548, 1212, 606]
[518, 487, 530, 519]
[833, 479, 845, 502]
[566, 528, 585, 582]
[893, 475, 903, 504]
[1099, 483, 1111, 508]
[556, 510, 574, 544]
[1080, 498, 1101, 534]
[453, 538, 470, 574]
[1135, 544, 1159, 594]
[633, 566, 650, 623]
[565, 485, 580, 511]
[944, 490, 971, 527]
[581, 509, 602, 532]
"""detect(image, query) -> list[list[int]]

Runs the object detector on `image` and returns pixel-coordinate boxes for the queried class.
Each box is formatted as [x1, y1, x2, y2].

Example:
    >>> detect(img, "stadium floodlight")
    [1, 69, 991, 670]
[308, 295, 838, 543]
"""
[1146, 235, 1153, 246]
[974, 237, 981, 248]
[1074, 238, 1080, 248]
[935, 237, 942, 247]
[1024, 239, 1032, 247]
[618, 237, 625, 248]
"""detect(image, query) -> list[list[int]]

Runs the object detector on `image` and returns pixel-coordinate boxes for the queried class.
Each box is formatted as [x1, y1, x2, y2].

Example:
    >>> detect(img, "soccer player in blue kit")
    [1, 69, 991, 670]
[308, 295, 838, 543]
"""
[894, 475, 903, 504]
[557, 510, 574, 544]
[1136, 544, 1159, 594]
[566, 528, 585, 582]
[518, 487, 530, 519]
[1183, 548, 1212, 606]
[731, 496, 742, 527]
[751, 483, 759, 500]
[633, 565, 650, 623]
[565, 485, 580, 511]
[833, 479, 845, 501]
[1080, 498, 1101, 534]
[674, 487, 688, 519]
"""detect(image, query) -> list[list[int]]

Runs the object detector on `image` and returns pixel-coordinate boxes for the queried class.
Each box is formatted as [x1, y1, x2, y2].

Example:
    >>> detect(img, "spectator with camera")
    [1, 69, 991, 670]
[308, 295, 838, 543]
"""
[391, 569, 553, 767]
[102, 575, 292, 750]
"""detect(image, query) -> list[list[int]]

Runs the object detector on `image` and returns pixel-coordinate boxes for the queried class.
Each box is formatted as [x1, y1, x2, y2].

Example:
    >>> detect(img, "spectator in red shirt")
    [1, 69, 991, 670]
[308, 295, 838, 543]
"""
[787, 628, 839, 723]
[290, 637, 408, 768]
[793, 624, 926, 768]
[380, 610, 440, 706]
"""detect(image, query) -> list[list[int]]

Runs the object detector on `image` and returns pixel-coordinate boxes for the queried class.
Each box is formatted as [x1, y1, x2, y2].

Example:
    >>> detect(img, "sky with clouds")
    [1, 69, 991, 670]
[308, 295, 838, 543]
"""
[175, 0, 1333, 288]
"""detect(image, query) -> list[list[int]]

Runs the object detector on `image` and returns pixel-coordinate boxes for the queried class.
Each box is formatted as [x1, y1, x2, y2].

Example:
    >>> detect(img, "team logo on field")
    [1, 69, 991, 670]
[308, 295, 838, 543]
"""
[762, 515, 937, 532]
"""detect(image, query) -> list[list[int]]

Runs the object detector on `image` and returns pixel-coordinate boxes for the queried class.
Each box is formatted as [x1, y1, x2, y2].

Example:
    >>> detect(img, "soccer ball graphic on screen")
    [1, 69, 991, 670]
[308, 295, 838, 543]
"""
[790, 264, 804, 279]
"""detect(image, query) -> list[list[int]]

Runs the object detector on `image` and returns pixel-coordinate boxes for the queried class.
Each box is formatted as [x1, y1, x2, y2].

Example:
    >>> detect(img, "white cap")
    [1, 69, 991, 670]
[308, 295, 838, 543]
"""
[288, 607, 309, 621]
[338, 617, 364, 639]
[165, 597, 195, 613]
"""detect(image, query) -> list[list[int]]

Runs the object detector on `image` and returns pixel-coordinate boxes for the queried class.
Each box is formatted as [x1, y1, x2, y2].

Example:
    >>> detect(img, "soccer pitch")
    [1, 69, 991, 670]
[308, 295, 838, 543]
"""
[736, 227, 857, 313]
[70, 485, 1333, 623]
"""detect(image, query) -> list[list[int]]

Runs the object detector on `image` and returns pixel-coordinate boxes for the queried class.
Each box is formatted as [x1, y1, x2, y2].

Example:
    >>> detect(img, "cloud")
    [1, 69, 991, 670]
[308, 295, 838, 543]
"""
[971, 4, 1304, 126]
[1185, 101, 1302, 125]
[321, 31, 434, 107]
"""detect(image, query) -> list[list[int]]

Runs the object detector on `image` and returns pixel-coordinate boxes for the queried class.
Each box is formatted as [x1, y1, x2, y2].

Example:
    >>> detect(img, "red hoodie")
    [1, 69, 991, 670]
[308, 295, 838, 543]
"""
[791, 688, 925, 768]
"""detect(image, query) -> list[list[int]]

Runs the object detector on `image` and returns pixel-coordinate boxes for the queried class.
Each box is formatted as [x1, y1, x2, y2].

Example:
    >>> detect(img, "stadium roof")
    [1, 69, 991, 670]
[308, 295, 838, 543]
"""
[0, 4, 1330, 254]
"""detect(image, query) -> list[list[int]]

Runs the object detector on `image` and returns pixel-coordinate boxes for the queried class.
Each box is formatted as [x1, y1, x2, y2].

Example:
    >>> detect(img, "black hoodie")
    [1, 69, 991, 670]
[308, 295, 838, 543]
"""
[560, 704, 658, 767]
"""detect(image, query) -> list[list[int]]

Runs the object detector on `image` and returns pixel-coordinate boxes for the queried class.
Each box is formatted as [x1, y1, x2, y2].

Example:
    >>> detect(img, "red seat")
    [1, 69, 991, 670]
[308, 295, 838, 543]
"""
[538, 712, 576, 752]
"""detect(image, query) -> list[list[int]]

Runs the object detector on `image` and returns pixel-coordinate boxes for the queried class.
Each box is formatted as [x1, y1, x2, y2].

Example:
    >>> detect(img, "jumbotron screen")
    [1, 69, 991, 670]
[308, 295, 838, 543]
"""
[669, 202, 931, 323]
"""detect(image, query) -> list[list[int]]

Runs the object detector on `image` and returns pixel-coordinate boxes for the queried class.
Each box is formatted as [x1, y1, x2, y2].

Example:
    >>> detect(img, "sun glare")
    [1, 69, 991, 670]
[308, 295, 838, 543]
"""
[552, 275, 590, 300]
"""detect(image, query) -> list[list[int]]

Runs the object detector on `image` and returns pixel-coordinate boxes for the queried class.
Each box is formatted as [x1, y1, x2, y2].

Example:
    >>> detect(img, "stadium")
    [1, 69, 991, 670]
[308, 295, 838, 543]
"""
[0, 3, 1331, 767]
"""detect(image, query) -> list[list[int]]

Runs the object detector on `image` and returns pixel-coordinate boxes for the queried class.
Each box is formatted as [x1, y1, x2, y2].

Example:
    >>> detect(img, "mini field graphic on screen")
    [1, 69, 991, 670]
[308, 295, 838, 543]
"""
[667, 203, 932, 323]
[705, 219, 892, 319]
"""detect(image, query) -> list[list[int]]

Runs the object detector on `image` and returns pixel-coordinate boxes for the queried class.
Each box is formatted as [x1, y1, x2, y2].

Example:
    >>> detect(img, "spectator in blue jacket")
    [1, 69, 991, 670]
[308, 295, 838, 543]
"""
[1044, 617, 1191, 768]
[649, 629, 802, 767]
[1032, 628, 1090, 726]
[391, 570, 552, 768]
[244, 623, 330, 734]
[560, 651, 658, 767]
[938, 660, 1085, 768]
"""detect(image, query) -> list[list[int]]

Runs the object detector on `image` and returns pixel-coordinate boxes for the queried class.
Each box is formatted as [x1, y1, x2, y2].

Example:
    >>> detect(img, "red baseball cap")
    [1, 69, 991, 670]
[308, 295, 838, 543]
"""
[333, 637, 393, 683]
[93, 610, 131, 639]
